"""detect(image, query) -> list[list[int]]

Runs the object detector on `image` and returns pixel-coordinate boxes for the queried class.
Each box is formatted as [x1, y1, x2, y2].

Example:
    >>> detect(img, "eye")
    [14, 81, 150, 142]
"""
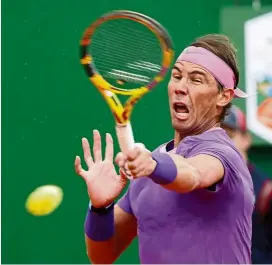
[191, 78, 202, 84]
[173, 75, 181, 80]
[171, 72, 181, 80]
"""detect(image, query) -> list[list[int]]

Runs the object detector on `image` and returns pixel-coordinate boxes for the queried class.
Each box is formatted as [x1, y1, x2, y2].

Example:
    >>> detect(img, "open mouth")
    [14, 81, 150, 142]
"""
[174, 103, 189, 113]
[173, 103, 189, 120]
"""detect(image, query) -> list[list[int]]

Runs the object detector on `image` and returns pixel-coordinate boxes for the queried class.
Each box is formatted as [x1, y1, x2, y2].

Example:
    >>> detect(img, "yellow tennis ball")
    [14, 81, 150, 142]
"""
[25, 185, 63, 216]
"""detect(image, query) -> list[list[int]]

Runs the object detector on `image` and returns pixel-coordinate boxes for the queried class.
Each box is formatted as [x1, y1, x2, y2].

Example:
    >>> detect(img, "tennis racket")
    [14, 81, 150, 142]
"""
[80, 10, 174, 179]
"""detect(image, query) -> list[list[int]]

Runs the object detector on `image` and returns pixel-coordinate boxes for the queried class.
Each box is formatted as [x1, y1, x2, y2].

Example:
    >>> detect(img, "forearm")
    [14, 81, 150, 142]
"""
[85, 235, 118, 264]
[164, 154, 201, 192]
[149, 153, 201, 193]
[84, 204, 136, 264]
[84, 204, 118, 264]
[85, 230, 133, 264]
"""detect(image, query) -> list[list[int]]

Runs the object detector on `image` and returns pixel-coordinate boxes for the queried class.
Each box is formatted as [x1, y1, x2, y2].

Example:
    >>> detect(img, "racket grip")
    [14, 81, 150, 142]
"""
[116, 123, 135, 180]
[115, 123, 135, 155]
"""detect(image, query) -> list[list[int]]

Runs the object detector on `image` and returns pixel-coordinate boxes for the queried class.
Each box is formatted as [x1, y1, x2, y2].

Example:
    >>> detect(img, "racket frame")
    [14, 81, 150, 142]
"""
[80, 10, 174, 177]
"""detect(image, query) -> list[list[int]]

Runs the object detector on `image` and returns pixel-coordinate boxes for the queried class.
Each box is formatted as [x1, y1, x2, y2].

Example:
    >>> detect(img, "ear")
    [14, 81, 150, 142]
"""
[216, 88, 234, 107]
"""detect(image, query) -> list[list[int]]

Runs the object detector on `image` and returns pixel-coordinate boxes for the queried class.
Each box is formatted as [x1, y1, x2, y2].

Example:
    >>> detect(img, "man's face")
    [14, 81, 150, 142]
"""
[168, 61, 233, 134]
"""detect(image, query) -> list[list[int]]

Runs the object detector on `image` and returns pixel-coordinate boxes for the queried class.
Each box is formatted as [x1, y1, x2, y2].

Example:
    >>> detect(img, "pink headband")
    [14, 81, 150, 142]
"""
[176, 46, 250, 98]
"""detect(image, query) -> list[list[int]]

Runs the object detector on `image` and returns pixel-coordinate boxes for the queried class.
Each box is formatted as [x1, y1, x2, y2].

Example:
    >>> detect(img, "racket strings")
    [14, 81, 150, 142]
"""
[93, 19, 162, 57]
[89, 19, 162, 87]
[91, 25, 161, 69]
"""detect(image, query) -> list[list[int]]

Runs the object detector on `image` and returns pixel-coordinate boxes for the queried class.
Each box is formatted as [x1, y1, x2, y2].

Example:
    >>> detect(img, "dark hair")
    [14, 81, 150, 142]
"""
[190, 34, 239, 122]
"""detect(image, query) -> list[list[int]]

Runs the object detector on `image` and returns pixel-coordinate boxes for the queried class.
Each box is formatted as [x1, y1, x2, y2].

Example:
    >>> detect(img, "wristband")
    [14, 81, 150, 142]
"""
[84, 202, 114, 241]
[90, 202, 114, 214]
[148, 153, 177, 185]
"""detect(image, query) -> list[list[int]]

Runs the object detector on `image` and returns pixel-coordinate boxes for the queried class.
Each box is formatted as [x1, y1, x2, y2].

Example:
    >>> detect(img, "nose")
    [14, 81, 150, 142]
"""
[174, 78, 188, 95]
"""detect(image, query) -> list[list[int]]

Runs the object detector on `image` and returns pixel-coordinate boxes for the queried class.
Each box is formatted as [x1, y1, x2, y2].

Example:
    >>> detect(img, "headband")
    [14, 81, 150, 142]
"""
[176, 46, 250, 98]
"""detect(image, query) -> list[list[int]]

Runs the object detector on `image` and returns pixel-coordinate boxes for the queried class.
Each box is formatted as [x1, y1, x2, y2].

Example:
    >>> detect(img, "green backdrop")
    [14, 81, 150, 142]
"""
[2, 0, 272, 264]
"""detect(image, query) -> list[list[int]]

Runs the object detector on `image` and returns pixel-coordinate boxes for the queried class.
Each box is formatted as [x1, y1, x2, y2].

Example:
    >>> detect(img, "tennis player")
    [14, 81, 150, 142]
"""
[221, 105, 272, 264]
[75, 34, 254, 264]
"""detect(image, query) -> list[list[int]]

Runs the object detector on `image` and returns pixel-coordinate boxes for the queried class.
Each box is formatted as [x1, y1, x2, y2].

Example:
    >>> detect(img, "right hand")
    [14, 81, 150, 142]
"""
[75, 130, 127, 208]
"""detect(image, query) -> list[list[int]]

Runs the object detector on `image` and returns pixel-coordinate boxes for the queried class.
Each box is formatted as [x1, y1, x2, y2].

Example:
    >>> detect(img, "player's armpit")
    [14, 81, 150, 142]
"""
[163, 154, 224, 193]
[85, 205, 137, 264]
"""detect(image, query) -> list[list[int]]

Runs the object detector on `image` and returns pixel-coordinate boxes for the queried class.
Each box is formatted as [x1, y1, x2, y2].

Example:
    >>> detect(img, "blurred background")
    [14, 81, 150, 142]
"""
[2, 0, 272, 264]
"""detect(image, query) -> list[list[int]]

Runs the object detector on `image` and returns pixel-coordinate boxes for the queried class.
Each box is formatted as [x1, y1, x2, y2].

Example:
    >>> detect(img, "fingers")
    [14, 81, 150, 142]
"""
[115, 143, 152, 179]
[116, 152, 132, 179]
[115, 152, 126, 167]
[127, 153, 150, 176]
[117, 144, 146, 170]
[135, 143, 145, 149]
[93, 130, 102, 162]
[74, 156, 87, 180]
[126, 144, 145, 161]
[105, 133, 114, 162]
[130, 163, 151, 177]
[123, 165, 133, 179]
[82, 138, 94, 168]
[82, 131, 114, 165]
[127, 155, 144, 171]
[119, 167, 128, 181]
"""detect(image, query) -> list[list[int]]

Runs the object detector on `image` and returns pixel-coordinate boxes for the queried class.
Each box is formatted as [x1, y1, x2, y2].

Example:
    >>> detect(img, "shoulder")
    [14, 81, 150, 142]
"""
[177, 129, 253, 193]
[177, 128, 243, 164]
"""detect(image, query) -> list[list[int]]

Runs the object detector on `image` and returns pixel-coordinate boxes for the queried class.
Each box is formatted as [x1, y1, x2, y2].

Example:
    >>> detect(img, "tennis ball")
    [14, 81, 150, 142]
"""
[25, 185, 63, 216]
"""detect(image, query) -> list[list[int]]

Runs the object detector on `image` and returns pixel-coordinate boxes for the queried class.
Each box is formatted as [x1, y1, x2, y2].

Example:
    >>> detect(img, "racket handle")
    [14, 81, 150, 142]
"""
[116, 123, 135, 180]
[116, 123, 135, 155]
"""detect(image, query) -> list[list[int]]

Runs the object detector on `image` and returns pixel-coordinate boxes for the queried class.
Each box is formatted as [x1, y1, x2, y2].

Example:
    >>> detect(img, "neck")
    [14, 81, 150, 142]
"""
[174, 120, 220, 147]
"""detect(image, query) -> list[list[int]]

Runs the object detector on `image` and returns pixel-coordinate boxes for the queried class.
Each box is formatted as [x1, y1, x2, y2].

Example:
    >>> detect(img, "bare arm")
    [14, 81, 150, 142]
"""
[162, 153, 224, 193]
[122, 145, 225, 194]
[85, 205, 137, 264]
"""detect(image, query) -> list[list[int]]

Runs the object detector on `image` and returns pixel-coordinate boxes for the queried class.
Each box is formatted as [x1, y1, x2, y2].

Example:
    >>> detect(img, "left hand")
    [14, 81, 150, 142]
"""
[115, 144, 157, 179]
